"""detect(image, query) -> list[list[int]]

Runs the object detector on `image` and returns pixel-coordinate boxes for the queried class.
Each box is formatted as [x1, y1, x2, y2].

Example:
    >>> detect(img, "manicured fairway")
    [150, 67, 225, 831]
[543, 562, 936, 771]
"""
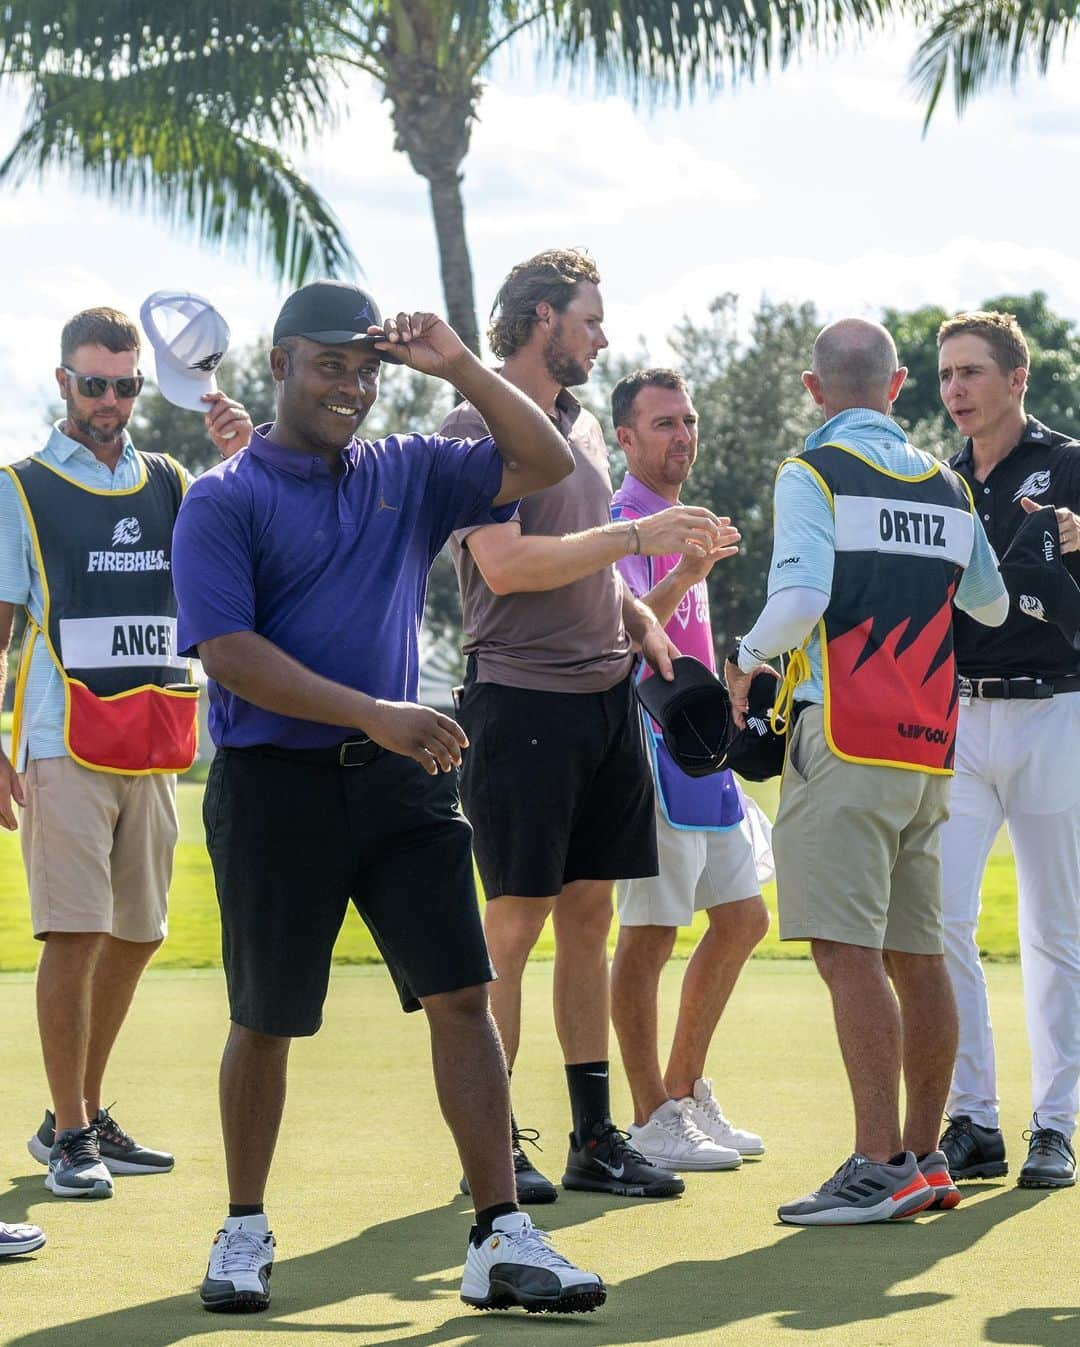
[0, 779, 1024, 972]
[1, 962, 1074, 1347]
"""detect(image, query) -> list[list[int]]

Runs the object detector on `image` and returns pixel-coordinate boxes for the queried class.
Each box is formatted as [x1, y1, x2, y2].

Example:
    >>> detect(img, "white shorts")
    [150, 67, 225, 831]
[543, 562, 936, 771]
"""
[617, 795, 772, 928]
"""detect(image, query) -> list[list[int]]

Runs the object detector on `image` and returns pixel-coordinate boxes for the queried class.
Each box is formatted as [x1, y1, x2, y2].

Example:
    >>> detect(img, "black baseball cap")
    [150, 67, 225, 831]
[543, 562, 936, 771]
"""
[635, 657, 733, 778]
[999, 505, 1080, 649]
[722, 666, 787, 782]
[272, 280, 404, 363]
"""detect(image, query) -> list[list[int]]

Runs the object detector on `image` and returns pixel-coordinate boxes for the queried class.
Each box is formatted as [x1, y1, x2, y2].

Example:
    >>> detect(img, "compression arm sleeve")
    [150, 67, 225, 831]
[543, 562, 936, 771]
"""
[737, 586, 830, 672]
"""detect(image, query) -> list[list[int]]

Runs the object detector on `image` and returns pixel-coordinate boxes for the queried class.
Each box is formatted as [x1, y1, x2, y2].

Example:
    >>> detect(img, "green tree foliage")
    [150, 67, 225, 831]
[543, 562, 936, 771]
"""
[672, 296, 822, 648]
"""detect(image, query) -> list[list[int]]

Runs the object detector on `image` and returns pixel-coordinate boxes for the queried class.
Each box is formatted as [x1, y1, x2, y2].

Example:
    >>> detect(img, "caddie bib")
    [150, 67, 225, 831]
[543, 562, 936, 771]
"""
[4, 452, 197, 774]
[782, 443, 975, 773]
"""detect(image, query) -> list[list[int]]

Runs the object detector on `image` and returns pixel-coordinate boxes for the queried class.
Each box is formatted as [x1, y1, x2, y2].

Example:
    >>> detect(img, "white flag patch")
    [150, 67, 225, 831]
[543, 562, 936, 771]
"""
[834, 496, 974, 566]
[59, 616, 186, 671]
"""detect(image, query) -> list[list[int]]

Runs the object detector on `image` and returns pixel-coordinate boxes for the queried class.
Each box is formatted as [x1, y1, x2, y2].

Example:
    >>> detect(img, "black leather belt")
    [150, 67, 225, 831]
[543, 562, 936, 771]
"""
[230, 738, 382, 767]
[958, 675, 1080, 701]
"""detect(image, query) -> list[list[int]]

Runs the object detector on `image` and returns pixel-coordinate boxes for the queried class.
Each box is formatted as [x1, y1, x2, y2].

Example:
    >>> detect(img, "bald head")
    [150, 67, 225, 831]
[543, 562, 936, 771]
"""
[810, 319, 901, 412]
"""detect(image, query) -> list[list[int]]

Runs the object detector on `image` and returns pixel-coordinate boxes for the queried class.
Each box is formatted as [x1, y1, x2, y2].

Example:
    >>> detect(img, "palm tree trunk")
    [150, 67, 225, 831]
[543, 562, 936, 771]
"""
[424, 167, 479, 354]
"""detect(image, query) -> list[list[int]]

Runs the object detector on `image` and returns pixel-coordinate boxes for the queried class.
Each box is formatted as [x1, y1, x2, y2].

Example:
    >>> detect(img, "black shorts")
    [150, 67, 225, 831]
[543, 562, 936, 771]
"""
[457, 667, 658, 899]
[203, 745, 493, 1036]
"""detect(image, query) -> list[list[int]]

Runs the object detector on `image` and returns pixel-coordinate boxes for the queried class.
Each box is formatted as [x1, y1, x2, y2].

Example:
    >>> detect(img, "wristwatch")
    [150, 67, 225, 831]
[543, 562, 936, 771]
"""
[726, 637, 743, 669]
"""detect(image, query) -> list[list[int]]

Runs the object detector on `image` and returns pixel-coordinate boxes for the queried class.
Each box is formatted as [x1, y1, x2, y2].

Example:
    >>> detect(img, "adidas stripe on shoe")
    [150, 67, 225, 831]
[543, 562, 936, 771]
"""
[778, 1152, 934, 1226]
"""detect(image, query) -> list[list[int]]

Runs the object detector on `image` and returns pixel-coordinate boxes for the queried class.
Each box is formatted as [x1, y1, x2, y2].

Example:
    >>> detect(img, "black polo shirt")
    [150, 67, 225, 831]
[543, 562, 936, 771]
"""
[950, 415, 1080, 678]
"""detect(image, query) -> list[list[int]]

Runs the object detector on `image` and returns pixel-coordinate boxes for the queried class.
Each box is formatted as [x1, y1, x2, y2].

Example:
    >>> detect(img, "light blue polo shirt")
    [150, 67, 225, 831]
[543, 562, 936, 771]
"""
[0, 424, 163, 769]
[769, 408, 1005, 704]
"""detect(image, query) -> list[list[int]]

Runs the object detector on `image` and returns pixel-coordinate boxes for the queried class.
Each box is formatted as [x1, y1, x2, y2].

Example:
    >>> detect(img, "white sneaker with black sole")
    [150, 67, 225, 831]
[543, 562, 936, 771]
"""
[200, 1214, 275, 1313]
[687, 1078, 765, 1156]
[461, 1212, 605, 1314]
[629, 1099, 741, 1171]
[45, 1126, 113, 1199]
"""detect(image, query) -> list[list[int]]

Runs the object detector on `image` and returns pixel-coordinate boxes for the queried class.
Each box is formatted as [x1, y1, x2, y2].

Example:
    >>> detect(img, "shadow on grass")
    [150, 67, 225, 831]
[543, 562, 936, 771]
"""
[986, 1308, 1080, 1345]
[0, 1182, 1058, 1347]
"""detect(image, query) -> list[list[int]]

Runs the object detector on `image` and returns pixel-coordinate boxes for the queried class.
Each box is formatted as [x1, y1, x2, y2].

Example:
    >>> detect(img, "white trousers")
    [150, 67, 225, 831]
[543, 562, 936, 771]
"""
[941, 696, 1080, 1137]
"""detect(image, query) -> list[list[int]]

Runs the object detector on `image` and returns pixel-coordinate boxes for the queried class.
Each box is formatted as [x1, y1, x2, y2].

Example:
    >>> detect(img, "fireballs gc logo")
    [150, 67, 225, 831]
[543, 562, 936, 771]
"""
[111, 517, 142, 546]
[1020, 594, 1047, 621]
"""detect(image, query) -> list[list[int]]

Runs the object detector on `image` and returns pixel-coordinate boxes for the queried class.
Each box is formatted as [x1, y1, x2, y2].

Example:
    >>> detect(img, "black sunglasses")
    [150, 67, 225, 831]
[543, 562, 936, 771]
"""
[62, 366, 144, 400]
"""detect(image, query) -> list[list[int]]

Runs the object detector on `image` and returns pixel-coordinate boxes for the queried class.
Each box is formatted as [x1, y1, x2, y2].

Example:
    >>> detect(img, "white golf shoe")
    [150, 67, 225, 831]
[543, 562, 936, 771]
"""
[200, 1213, 274, 1313]
[461, 1211, 605, 1314]
[629, 1098, 742, 1171]
[687, 1078, 765, 1156]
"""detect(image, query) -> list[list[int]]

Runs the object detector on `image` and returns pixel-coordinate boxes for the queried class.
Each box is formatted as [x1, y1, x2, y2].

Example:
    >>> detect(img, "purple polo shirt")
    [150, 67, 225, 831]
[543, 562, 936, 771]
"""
[173, 425, 515, 749]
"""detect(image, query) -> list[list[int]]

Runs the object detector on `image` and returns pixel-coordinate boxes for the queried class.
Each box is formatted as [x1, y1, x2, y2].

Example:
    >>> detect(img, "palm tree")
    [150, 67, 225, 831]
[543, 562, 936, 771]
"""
[910, 1, 1080, 126]
[0, 1, 891, 352]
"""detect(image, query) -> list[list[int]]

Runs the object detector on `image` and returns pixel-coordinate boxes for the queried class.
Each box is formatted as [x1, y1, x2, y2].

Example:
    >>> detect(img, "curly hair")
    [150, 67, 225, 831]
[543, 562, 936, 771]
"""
[487, 248, 601, 360]
[937, 310, 1030, 372]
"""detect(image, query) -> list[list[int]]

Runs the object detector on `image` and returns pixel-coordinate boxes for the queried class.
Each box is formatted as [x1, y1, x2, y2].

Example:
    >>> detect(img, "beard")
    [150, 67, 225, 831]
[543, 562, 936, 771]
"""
[67, 399, 129, 445]
[542, 325, 590, 388]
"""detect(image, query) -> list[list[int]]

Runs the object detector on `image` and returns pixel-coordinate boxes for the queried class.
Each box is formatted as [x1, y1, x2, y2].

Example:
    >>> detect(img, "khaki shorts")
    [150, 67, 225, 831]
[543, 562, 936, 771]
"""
[617, 800, 761, 928]
[20, 755, 177, 942]
[773, 705, 949, 954]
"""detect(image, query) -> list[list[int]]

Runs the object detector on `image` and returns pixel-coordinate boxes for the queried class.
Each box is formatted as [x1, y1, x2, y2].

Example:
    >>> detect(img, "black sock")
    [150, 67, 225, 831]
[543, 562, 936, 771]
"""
[472, 1201, 519, 1244]
[229, 1203, 264, 1218]
[566, 1061, 611, 1143]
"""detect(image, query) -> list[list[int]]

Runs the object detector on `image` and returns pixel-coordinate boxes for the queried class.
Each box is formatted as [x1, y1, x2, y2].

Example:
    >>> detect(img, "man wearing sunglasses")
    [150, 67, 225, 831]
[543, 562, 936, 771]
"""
[0, 306, 250, 1201]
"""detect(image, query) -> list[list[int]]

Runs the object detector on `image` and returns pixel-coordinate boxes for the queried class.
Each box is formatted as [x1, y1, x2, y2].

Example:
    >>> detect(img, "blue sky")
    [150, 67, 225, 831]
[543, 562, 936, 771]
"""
[2, 20, 1079, 462]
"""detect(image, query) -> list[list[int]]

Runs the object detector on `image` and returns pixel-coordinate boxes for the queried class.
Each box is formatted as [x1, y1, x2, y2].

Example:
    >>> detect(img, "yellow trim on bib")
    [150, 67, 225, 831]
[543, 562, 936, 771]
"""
[24, 452, 150, 496]
[816, 442, 943, 484]
[776, 456, 835, 506]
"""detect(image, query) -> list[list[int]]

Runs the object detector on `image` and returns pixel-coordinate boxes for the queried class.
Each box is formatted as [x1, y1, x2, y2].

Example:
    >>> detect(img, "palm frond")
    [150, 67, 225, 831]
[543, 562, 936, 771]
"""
[911, 0, 1080, 128]
[537, 0, 897, 99]
[1, 70, 356, 284]
[0, 2, 346, 138]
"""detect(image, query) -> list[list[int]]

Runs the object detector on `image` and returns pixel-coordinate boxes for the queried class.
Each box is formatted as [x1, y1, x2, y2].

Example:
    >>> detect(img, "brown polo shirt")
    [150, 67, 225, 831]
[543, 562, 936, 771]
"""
[444, 388, 633, 693]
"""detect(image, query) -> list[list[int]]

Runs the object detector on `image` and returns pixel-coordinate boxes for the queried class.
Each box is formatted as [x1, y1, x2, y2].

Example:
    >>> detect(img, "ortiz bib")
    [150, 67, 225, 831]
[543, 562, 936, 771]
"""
[4, 452, 197, 774]
[786, 443, 975, 773]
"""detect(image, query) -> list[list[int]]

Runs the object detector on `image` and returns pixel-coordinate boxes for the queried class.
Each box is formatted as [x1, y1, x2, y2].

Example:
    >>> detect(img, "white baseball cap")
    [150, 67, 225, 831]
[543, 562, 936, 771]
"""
[140, 290, 231, 412]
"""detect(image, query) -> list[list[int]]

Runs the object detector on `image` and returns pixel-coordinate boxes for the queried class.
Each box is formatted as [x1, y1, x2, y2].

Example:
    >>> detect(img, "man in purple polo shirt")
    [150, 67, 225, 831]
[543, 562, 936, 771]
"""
[171, 281, 605, 1317]
[609, 369, 770, 1174]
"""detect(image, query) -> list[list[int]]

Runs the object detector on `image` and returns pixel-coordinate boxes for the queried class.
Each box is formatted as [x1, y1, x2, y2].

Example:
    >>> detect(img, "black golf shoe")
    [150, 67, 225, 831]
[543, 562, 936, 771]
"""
[1017, 1125, 1076, 1189]
[460, 1122, 559, 1205]
[561, 1120, 684, 1198]
[939, 1115, 1008, 1179]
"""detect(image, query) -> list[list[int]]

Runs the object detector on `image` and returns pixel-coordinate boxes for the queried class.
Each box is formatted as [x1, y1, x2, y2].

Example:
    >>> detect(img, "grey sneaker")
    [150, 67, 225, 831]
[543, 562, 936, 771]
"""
[30, 1107, 173, 1176]
[44, 1126, 113, 1199]
[778, 1152, 933, 1226]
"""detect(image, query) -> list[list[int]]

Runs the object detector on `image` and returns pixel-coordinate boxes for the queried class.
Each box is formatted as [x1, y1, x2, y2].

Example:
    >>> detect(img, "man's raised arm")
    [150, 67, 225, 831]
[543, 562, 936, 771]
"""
[370, 311, 573, 503]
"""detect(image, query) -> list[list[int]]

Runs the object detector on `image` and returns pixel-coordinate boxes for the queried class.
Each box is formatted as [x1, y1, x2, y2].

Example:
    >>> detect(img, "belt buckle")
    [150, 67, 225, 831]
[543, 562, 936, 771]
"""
[339, 737, 376, 767]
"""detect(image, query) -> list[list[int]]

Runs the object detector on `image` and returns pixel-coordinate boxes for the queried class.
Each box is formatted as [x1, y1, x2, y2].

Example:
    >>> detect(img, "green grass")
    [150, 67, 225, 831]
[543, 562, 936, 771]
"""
[0, 776, 1022, 972]
[1, 961, 1073, 1347]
